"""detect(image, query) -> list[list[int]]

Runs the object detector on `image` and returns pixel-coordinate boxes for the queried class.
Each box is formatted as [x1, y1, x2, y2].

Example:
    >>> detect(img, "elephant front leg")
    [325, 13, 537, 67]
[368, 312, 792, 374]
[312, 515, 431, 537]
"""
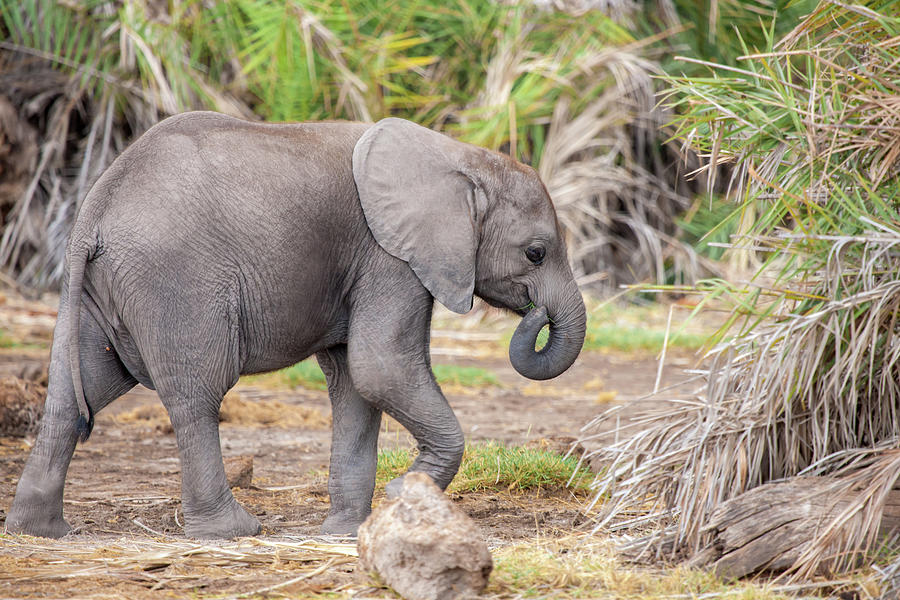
[161, 396, 261, 539]
[380, 401, 466, 498]
[317, 346, 382, 536]
[347, 316, 466, 497]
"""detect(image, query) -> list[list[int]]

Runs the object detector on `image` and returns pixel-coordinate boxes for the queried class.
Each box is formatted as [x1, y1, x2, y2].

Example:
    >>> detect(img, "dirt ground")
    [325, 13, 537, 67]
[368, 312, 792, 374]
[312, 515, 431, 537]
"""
[0, 290, 702, 598]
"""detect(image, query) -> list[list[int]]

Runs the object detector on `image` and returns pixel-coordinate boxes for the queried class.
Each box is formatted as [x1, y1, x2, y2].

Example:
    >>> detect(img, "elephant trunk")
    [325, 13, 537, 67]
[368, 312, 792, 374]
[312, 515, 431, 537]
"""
[508, 282, 586, 380]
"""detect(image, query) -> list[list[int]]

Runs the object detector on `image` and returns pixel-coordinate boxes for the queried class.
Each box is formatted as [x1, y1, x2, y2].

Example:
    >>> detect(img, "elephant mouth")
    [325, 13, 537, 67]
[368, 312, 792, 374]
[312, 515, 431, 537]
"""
[475, 284, 531, 317]
[478, 295, 532, 317]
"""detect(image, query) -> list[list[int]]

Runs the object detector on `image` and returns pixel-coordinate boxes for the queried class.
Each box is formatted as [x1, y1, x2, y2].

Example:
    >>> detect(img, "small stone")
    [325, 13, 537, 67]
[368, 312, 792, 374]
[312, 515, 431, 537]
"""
[357, 472, 493, 600]
[224, 455, 253, 488]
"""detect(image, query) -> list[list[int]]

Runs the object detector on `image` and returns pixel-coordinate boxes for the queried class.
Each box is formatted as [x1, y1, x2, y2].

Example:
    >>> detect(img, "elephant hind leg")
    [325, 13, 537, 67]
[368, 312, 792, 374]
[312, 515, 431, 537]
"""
[155, 381, 261, 539]
[6, 306, 137, 538]
[132, 294, 258, 539]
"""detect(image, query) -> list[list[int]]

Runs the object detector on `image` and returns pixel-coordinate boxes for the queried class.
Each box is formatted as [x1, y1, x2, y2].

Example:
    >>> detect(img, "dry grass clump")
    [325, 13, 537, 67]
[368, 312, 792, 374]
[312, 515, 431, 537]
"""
[485, 533, 843, 599]
[114, 403, 173, 433]
[0, 0, 254, 288]
[582, 0, 900, 579]
[0, 375, 45, 436]
[115, 392, 329, 431]
[218, 392, 330, 429]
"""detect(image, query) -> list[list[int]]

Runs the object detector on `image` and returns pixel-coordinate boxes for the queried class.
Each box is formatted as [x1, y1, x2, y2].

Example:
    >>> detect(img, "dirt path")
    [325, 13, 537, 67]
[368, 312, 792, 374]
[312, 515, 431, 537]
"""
[0, 351, 695, 529]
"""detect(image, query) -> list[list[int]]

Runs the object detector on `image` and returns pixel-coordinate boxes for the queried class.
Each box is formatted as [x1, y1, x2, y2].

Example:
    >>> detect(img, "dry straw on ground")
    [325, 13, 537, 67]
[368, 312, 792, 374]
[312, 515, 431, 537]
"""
[0, 534, 358, 598]
[115, 391, 330, 432]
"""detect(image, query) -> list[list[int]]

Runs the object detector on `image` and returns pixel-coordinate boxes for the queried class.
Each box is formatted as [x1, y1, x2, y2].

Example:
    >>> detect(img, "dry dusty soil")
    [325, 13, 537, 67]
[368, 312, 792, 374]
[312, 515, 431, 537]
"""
[0, 291, 701, 599]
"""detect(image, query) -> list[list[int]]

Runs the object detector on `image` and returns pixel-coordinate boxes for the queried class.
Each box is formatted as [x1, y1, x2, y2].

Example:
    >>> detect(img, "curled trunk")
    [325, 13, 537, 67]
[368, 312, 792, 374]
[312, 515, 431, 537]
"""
[508, 289, 586, 380]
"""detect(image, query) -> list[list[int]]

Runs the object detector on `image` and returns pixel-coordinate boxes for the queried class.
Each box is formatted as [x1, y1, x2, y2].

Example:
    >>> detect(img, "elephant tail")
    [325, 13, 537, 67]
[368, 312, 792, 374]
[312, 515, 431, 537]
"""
[68, 242, 93, 442]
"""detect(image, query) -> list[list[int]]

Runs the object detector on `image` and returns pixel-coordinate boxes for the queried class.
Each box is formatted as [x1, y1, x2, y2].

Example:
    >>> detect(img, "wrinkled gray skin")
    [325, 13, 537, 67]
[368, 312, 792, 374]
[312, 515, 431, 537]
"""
[6, 113, 586, 540]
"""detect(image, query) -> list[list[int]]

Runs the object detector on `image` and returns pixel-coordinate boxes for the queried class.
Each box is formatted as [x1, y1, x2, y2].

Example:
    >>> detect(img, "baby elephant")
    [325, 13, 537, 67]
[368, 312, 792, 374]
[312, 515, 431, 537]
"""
[6, 113, 586, 539]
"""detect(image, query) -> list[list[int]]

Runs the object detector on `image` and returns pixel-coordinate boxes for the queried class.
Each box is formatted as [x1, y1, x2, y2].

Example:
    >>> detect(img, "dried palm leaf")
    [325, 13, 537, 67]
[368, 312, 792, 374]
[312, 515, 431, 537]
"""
[583, 0, 900, 577]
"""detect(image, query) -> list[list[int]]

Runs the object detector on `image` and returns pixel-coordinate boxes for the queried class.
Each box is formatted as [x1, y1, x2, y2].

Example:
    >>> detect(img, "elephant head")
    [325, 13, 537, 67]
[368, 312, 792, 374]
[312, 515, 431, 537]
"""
[353, 118, 586, 380]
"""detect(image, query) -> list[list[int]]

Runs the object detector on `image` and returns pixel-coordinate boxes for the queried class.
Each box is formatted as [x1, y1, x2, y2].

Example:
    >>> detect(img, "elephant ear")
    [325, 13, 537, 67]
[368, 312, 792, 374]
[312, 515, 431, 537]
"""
[352, 118, 483, 314]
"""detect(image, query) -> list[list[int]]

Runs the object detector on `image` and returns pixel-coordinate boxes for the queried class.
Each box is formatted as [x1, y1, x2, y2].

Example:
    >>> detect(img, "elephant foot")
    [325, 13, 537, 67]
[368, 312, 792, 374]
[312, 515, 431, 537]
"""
[184, 500, 261, 539]
[320, 509, 370, 536]
[5, 502, 72, 539]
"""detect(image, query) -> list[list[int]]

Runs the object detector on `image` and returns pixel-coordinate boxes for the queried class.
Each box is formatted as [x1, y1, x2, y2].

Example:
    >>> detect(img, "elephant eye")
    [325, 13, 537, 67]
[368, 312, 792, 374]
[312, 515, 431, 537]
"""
[525, 245, 546, 265]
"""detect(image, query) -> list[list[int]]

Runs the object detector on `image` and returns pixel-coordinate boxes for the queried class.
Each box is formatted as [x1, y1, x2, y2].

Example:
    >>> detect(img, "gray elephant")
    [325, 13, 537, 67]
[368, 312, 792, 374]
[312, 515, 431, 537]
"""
[6, 113, 586, 539]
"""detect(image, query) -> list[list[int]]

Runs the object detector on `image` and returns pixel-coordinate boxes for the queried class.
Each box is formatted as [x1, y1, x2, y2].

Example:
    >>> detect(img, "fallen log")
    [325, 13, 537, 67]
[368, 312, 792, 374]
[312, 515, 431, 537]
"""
[693, 476, 900, 579]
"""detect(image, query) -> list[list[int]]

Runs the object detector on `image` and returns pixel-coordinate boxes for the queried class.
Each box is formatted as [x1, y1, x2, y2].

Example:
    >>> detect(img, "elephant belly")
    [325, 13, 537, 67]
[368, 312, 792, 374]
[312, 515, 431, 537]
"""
[239, 318, 349, 375]
[237, 285, 350, 376]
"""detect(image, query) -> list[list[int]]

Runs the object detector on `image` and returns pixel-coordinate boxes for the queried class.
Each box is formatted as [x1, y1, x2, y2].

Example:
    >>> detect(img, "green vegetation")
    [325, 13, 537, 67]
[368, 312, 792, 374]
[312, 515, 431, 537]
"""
[662, 0, 900, 347]
[276, 360, 329, 391]
[0, 331, 25, 349]
[376, 441, 593, 494]
[0, 0, 759, 290]
[496, 302, 714, 355]
[584, 320, 707, 353]
[678, 196, 743, 261]
[240, 359, 328, 391]
[581, 303, 712, 353]
[0, 330, 49, 351]
[431, 364, 500, 388]
[653, 0, 818, 69]
[190, 0, 635, 155]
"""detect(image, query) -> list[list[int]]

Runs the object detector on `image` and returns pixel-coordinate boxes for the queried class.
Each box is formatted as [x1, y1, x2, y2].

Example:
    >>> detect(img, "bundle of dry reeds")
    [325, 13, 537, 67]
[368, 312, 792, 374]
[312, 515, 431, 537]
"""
[582, 0, 900, 577]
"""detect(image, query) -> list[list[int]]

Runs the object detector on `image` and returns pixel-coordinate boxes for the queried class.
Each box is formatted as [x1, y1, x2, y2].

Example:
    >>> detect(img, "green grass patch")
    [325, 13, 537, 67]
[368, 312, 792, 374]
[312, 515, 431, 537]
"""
[0, 330, 48, 350]
[431, 364, 501, 388]
[0, 332, 23, 349]
[582, 303, 711, 353]
[278, 360, 328, 390]
[376, 441, 592, 494]
[499, 303, 714, 355]
[241, 359, 328, 391]
[584, 321, 708, 353]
